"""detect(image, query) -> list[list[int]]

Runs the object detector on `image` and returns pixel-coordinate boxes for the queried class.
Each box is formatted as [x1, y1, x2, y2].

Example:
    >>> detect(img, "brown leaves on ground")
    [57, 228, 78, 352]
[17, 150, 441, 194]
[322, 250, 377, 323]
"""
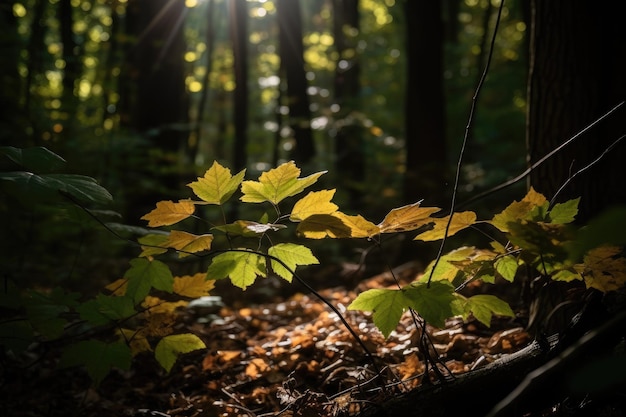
[2, 265, 530, 417]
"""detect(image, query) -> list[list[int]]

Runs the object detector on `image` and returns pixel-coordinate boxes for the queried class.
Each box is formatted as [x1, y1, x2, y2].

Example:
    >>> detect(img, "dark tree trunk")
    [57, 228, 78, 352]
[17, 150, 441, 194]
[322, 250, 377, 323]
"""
[58, 0, 81, 141]
[0, 0, 23, 145]
[403, 0, 448, 207]
[276, 0, 315, 164]
[230, 0, 248, 173]
[526, 1, 626, 224]
[332, 0, 363, 207]
[24, 0, 47, 145]
[121, 0, 190, 222]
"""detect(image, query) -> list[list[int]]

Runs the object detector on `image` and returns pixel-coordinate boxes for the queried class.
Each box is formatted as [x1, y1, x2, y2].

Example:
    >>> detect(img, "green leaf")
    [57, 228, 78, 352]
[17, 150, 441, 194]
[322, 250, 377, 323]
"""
[23, 288, 80, 340]
[240, 161, 326, 205]
[0, 146, 65, 173]
[489, 187, 548, 232]
[268, 243, 319, 282]
[77, 295, 137, 326]
[154, 333, 206, 372]
[462, 294, 515, 327]
[548, 198, 579, 224]
[188, 161, 246, 205]
[420, 247, 476, 283]
[46, 174, 113, 205]
[124, 258, 174, 303]
[403, 281, 457, 328]
[59, 340, 132, 386]
[494, 255, 519, 282]
[207, 251, 267, 290]
[348, 289, 409, 338]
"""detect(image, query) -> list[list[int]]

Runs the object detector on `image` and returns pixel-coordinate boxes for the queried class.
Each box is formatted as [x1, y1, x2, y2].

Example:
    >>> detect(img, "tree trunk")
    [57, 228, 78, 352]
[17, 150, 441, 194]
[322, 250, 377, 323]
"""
[230, 0, 248, 173]
[0, 0, 23, 146]
[526, 1, 626, 224]
[276, 0, 315, 164]
[333, 0, 364, 207]
[403, 0, 448, 207]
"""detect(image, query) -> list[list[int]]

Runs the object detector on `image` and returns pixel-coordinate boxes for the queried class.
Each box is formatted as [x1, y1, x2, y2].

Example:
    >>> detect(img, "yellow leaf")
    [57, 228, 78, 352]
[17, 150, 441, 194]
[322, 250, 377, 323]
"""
[142, 296, 188, 313]
[489, 188, 548, 232]
[105, 278, 127, 296]
[523, 186, 548, 206]
[414, 211, 477, 241]
[377, 202, 440, 234]
[166, 230, 214, 257]
[290, 189, 338, 221]
[173, 273, 216, 298]
[118, 328, 152, 356]
[296, 213, 353, 239]
[583, 246, 626, 292]
[187, 161, 245, 205]
[334, 212, 380, 238]
[240, 161, 326, 205]
[141, 200, 195, 227]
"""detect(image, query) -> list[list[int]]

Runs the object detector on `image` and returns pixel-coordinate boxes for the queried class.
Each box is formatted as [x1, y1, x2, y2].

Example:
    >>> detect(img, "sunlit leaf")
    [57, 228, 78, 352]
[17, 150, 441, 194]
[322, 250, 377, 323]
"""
[377, 202, 440, 234]
[59, 340, 132, 386]
[268, 243, 319, 282]
[413, 211, 476, 241]
[155, 333, 206, 372]
[460, 294, 515, 327]
[348, 288, 409, 338]
[490, 187, 548, 232]
[548, 198, 579, 224]
[187, 161, 246, 205]
[141, 200, 195, 227]
[403, 281, 457, 328]
[420, 246, 477, 282]
[166, 230, 214, 257]
[207, 251, 267, 290]
[240, 161, 326, 204]
[494, 254, 519, 282]
[173, 273, 216, 298]
[333, 212, 380, 238]
[290, 189, 339, 221]
[124, 258, 174, 303]
[296, 213, 353, 239]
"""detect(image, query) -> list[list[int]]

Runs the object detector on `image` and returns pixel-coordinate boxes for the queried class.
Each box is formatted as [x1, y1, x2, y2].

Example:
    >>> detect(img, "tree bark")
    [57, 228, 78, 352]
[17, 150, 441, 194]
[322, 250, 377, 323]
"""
[333, 0, 364, 207]
[403, 0, 448, 207]
[277, 0, 315, 164]
[526, 1, 626, 223]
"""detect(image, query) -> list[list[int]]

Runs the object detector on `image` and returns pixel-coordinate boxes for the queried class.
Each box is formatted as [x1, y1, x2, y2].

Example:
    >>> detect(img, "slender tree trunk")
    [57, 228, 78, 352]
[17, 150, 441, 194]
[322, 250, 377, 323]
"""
[403, 0, 447, 207]
[276, 0, 315, 164]
[333, 0, 363, 207]
[230, 0, 248, 173]
[0, 0, 23, 145]
[526, 1, 626, 223]
[24, 0, 47, 145]
[58, 0, 81, 142]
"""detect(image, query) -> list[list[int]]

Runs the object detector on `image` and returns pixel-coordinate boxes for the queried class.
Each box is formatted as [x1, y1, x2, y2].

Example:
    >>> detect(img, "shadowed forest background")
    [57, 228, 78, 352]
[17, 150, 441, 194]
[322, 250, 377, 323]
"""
[1, 0, 626, 416]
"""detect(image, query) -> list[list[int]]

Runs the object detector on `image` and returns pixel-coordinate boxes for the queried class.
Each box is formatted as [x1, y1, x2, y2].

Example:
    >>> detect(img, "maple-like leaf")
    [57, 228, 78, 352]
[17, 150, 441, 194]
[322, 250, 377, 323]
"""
[413, 211, 476, 241]
[23, 288, 79, 339]
[296, 213, 353, 239]
[118, 328, 152, 356]
[154, 333, 206, 372]
[457, 294, 515, 327]
[166, 230, 214, 257]
[173, 273, 216, 298]
[207, 251, 267, 290]
[124, 258, 174, 303]
[348, 288, 409, 338]
[141, 200, 195, 227]
[290, 189, 339, 221]
[377, 202, 440, 234]
[188, 161, 246, 205]
[403, 281, 457, 328]
[77, 294, 136, 326]
[547, 198, 579, 224]
[494, 254, 519, 282]
[59, 340, 132, 386]
[142, 295, 188, 314]
[333, 212, 380, 238]
[420, 246, 477, 283]
[268, 243, 319, 282]
[490, 187, 548, 232]
[583, 246, 626, 292]
[240, 161, 326, 205]
[138, 233, 169, 257]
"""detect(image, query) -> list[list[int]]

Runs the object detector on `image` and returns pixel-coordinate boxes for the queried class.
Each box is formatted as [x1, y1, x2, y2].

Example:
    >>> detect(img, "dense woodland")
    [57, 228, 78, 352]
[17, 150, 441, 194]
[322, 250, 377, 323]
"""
[1, 0, 626, 416]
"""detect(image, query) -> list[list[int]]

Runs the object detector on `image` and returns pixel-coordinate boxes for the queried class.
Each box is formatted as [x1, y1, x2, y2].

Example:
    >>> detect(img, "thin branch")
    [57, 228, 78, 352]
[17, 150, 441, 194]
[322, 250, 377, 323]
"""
[427, 0, 505, 286]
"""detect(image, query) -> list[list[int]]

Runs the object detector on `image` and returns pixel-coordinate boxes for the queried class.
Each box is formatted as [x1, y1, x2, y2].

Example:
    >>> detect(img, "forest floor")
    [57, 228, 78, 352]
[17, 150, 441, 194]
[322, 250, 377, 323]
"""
[2, 262, 619, 417]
